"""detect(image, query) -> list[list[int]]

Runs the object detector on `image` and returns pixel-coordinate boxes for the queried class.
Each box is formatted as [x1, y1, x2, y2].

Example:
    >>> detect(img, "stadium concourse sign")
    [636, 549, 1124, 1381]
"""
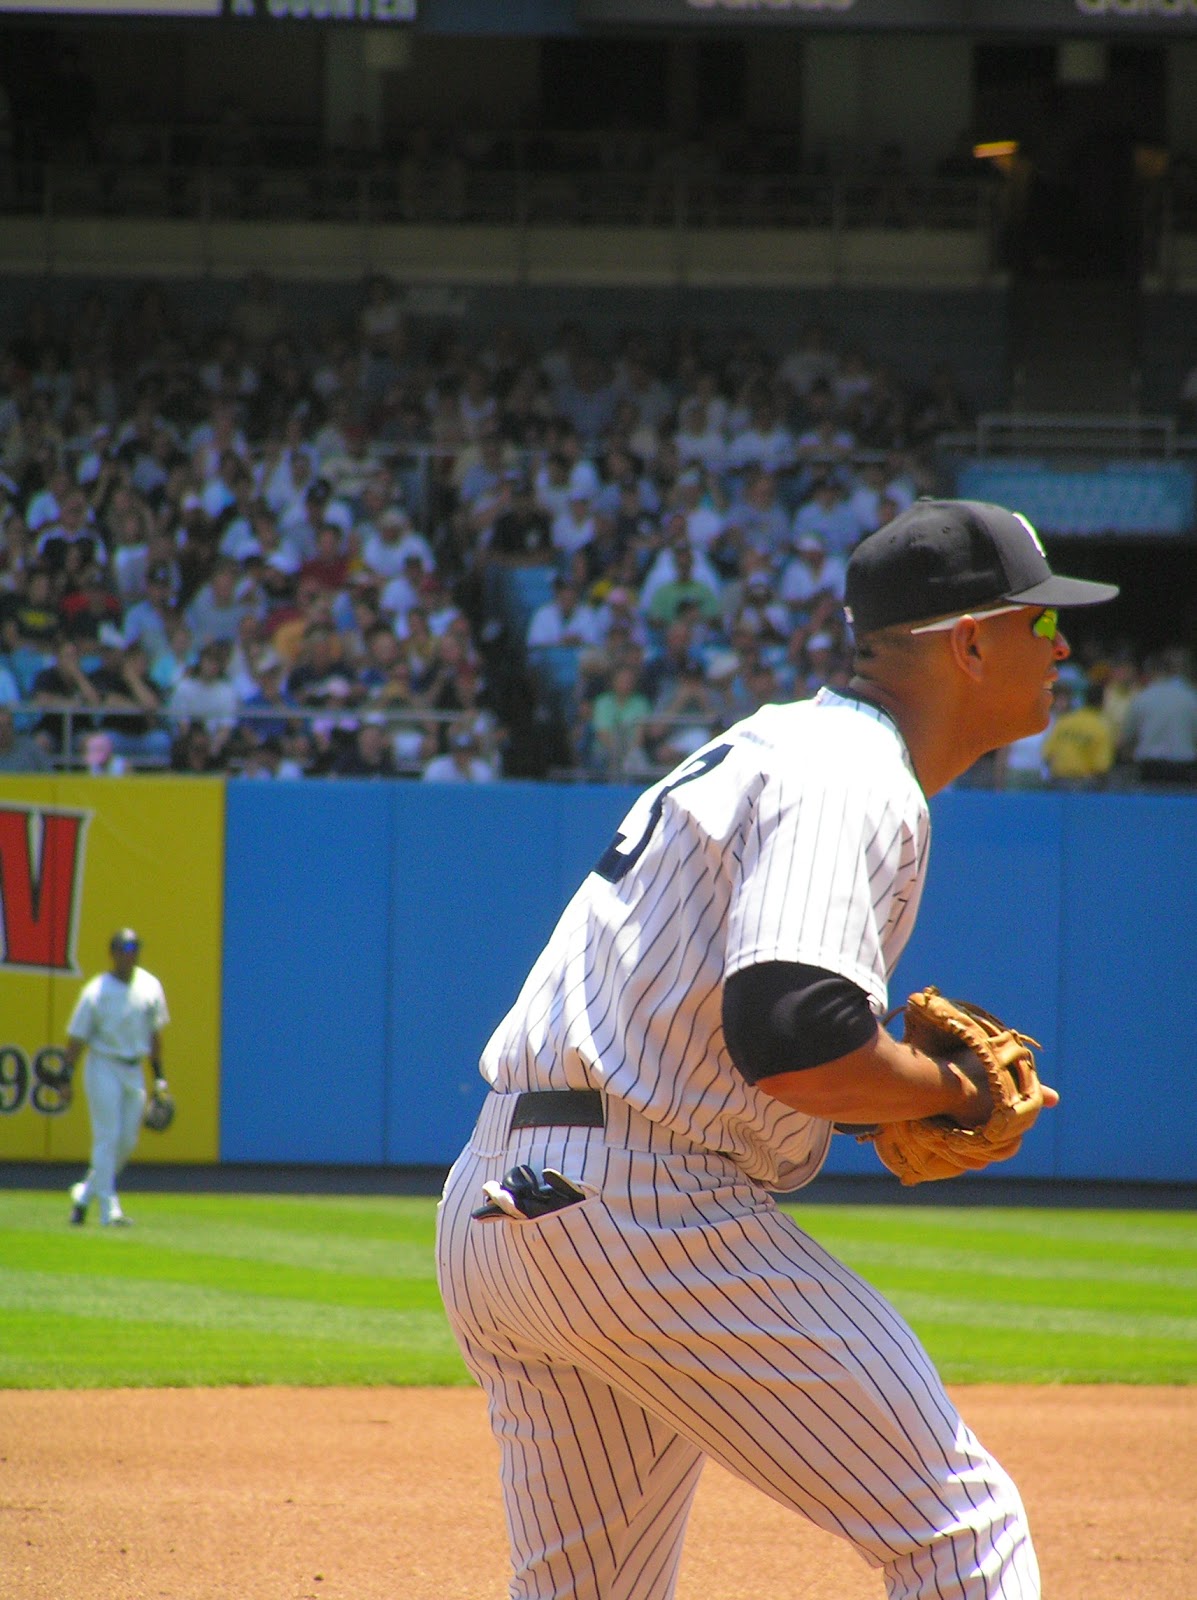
[0, 0, 414, 13]
[579, 0, 1197, 30]
[223, 0, 413, 16]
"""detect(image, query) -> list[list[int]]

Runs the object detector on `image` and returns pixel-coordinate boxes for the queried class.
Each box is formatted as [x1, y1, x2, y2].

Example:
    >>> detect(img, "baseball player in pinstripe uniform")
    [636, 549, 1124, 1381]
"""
[436, 500, 1118, 1600]
[66, 928, 169, 1227]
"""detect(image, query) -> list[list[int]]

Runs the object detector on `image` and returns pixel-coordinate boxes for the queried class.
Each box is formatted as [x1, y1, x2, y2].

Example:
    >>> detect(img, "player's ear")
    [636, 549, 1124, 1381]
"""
[946, 617, 985, 681]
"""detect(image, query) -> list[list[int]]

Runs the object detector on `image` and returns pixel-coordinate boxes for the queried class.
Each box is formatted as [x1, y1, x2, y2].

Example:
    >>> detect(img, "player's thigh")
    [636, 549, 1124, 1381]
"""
[82, 1057, 122, 1138]
[117, 1071, 146, 1136]
[460, 1327, 705, 1600]
[438, 1153, 706, 1597]
[522, 1195, 999, 1568]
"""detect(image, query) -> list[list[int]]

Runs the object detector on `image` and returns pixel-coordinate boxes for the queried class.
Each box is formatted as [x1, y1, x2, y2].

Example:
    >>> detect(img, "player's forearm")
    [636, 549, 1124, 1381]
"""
[756, 1025, 986, 1126]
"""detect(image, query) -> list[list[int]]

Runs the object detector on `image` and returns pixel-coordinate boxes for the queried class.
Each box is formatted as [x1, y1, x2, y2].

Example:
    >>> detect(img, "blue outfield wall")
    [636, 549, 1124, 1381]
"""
[221, 784, 1197, 1183]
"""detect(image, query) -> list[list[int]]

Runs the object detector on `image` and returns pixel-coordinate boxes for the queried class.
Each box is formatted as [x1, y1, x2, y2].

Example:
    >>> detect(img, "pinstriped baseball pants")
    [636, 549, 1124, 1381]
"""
[436, 1092, 1040, 1600]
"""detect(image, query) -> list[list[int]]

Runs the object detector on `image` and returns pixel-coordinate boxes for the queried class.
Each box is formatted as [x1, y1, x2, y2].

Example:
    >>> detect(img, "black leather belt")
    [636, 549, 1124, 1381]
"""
[511, 1089, 604, 1129]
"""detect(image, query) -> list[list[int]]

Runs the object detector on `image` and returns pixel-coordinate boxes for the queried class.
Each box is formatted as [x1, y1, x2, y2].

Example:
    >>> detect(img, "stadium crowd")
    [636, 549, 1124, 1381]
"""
[0, 272, 1189, 786]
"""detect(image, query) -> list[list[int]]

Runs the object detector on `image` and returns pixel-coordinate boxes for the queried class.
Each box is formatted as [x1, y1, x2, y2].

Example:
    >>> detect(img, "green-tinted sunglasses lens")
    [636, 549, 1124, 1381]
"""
[1032, 608, 1059, 641]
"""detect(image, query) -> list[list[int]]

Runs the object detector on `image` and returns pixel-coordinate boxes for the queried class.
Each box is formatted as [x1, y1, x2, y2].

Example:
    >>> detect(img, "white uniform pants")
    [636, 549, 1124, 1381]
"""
[436, 1092, 1040, 1600]
[77, 1054, 145, 1217]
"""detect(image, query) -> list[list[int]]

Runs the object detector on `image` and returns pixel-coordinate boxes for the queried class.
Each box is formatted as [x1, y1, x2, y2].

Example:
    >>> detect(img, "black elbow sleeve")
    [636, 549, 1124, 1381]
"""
[723, 961, 878, 1084]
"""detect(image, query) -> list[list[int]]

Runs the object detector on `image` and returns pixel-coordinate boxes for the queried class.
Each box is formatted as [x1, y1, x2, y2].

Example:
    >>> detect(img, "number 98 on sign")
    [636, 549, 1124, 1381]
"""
[0, 1046, 73, 1116]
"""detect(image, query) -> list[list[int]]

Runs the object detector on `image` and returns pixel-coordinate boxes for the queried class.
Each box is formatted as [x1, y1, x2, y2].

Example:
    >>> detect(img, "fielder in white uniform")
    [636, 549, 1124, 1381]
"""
[66, 928, 169, 1227]
[436, 500, 1118, 1600]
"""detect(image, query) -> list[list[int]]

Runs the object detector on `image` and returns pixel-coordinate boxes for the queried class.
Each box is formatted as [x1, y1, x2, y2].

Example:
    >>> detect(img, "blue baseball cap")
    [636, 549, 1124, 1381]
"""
[110, 928, 140, 952]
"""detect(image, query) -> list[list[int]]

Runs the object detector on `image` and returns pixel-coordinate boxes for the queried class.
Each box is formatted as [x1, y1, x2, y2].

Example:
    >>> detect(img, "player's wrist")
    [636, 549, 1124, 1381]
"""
[940, 1054, 993, 1128]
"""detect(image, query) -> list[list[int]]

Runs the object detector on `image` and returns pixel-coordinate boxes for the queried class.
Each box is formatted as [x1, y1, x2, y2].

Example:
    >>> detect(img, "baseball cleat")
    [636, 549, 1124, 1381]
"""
[69, 1182, 87, 1225]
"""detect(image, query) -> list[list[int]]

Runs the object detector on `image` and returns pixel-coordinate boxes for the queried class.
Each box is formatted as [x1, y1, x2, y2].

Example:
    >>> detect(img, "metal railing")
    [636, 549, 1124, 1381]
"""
[955, 412, 1188, 461]
[2, 701, 479, 776]
[0, 158, 999, 240]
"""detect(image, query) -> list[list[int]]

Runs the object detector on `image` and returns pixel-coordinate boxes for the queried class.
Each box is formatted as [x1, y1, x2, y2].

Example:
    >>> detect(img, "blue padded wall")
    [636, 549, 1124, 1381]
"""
[221, 782, 1196, 1181]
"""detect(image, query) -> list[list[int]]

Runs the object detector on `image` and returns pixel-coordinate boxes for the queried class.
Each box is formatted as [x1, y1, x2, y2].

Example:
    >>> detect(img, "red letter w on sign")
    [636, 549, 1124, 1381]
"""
[0, 807, 90, 973]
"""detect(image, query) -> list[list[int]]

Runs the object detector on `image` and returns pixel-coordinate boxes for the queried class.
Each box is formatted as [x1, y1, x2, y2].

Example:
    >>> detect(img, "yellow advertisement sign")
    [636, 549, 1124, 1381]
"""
[0, 776, 224, 1163]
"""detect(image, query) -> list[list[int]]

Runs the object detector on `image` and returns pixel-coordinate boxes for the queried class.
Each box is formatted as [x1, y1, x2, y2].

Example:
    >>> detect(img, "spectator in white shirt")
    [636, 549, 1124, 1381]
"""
[121, 564, 177, 666]
[722, 469, 791, 560]
[591, 584, 651, 652]
[639, 513, 724, 612]
[526, 574, 602, 649]
[779, 531, 847, 625]
[725, 398, 795, 477]
[533, 453, 574, 523]
[675, 469, 726, 554]
[380, 552, 432, 627]
[845, 459, 915, 538]
[422, 722, 496, 783]
[185, 558, 261, 649]
[791, 476, 863, 558]
[362, 507, 434, 581]
[673, 398, 728, 476]
[260, 442, 317, 514]
[550, 492, 598, 562]
[168, 640, 239, 745]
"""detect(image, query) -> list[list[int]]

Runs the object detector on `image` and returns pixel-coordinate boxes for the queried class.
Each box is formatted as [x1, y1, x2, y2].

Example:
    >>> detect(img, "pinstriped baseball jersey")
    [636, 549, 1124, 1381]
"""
[438, 683, 1041, 1600]
[480, 688, 930, 1191]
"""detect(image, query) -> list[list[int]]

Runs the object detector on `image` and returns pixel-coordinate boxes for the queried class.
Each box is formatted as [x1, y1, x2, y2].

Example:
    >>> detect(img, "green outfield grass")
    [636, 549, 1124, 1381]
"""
[1, 1190, 1194, 1388]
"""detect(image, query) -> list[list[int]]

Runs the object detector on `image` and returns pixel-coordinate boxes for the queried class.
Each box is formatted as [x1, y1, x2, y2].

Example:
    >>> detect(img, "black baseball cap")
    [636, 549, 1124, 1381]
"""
[845, 499, 1119, 634]
[110, 927, 140, 952]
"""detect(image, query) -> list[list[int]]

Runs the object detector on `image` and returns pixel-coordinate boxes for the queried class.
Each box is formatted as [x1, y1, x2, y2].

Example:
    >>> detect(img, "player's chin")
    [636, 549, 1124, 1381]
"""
[1023, 689, 1055, 736]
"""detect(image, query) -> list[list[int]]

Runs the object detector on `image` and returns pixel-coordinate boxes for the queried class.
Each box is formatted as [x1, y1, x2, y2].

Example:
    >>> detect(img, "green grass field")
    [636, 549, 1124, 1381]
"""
[1, 1190, 1194, 1389]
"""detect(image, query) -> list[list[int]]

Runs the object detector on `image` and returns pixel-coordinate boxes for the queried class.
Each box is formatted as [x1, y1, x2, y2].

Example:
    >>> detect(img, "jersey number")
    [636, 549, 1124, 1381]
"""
[594, 742, 732, 884]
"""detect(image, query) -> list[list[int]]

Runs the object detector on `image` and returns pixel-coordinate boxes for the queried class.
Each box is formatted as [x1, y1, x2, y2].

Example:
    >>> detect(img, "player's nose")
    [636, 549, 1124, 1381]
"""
[1052, 627, 1070, 661]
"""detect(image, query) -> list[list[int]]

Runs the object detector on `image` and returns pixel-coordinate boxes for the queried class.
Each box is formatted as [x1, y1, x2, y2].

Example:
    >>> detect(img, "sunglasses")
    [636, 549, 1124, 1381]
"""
[910, 604, 1060, 640]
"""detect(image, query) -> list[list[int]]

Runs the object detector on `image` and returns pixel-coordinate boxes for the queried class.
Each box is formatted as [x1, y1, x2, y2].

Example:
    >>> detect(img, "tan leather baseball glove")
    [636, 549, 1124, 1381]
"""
[856, 987, 1045, 1186]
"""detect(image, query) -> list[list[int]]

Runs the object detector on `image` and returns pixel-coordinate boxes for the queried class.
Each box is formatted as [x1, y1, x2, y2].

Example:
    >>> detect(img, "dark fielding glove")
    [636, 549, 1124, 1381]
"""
[851, 986, 1045, 1186]
[471, 1165, 586, 1222]
[143, 1083, 176, 1132]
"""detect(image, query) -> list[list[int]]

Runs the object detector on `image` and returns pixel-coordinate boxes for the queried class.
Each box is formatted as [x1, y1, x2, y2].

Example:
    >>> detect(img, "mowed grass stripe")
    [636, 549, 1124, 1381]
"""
[798, 1237, 1197, 1291]
[892, 1327, 1196, 1385]
[0, 1310, 469, 1389]
[1, 1192, 439, 1274]
[2, 1237, 442, 1308]
[884, 1289, 1197, 1342]
[792, 1203, 1197, 1382]
[3, 1191, 1196, 1388]
[792, 1203, 1197, 1254]
[0, 1267, 451, 1346]
[820, 1256, 1193, 1319]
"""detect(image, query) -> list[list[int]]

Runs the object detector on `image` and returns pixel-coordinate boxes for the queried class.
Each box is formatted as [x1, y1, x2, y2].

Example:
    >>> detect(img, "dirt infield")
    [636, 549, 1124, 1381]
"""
[4, 1386, 1193, 1599]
